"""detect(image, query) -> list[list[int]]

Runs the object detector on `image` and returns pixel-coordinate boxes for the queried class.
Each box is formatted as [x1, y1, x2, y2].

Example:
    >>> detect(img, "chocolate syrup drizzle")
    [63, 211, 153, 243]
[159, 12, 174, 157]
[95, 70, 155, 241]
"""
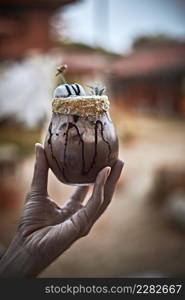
[65, 85, 72, 97]
[73, 115, 79, 123]
[64, 84, 81, 97]
[96, 120, 111, 161]
[48, 119, 112, 182]
[71, 84, 81, 95]
[83, 121, 99, 174]
[63, 122, 86, 176]
[48, 122, 69, 182]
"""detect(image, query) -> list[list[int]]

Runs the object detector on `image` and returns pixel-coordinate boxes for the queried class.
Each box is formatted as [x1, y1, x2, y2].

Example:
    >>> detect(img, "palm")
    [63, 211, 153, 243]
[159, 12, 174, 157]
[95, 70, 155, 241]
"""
[19, 189, 89, 262]
[15, 144, 123, 276]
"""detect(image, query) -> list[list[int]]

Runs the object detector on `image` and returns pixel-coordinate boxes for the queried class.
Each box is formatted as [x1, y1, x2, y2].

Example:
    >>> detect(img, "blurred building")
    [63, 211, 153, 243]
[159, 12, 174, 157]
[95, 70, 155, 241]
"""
[57, 43, 113, 85]
[0, 0, 78, 211]
[111, 44, 185, 116]
[61, 52, 107, 81]
[0, 0, 78, 60]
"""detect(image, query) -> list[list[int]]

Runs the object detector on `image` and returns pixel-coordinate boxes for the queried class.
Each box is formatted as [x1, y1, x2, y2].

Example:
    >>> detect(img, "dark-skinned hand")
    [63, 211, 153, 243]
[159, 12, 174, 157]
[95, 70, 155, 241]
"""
[0, 143, 123, 277]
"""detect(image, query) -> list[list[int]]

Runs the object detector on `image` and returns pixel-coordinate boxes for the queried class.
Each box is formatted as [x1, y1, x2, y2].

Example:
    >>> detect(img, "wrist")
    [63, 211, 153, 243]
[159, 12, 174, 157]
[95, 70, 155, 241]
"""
[0, 234, 38, 278]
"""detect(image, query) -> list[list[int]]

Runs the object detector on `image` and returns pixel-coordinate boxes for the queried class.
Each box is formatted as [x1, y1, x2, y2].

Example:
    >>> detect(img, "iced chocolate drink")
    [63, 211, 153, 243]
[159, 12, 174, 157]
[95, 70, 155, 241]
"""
[44, 66, 118, 185]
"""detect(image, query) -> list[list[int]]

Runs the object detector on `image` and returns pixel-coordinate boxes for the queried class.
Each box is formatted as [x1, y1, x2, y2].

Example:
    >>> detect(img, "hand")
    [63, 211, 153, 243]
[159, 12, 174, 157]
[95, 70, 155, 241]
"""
[0, 144, 123, 278]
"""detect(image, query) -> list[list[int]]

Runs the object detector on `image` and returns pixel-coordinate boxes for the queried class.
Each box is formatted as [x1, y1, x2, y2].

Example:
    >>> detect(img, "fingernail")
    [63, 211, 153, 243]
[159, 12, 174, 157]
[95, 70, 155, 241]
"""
[35, 143, 40, 156]
[102, 167, 111, 185]
[106, 167, 111, 177]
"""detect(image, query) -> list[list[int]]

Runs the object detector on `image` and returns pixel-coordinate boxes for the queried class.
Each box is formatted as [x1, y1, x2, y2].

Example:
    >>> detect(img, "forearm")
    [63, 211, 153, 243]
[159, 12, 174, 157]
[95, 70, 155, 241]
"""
[0, 236, 39, 278]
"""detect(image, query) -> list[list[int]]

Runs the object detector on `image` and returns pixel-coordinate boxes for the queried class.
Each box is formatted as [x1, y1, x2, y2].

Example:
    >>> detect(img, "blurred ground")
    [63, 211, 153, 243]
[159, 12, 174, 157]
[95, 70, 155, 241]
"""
[0, 112, 185, 277]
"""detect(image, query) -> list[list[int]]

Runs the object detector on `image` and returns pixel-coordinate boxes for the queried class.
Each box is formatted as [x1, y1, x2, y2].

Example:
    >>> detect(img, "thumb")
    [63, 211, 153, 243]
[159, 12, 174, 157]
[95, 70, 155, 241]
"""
[84, 167, 111, 220]
[30, 143, 49, 195]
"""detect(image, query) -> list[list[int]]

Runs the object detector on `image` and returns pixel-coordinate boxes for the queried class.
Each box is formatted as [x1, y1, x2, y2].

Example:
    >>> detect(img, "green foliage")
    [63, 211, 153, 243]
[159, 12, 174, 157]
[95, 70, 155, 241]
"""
[132, 34, 184, 50]
[87, 84, 106, 96]
[56, 40, 120, 57]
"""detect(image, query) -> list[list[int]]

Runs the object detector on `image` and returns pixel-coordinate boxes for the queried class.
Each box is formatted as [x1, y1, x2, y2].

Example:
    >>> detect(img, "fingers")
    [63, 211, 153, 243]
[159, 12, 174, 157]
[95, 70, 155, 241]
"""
[84, 166, 111, 219]
[49, 162, 123, 253]
[30, 143, 49, 195]
[95, 160, 124, 219]
[59, 186, 89, 221]
[69, 167, 111, 236]
[70, 186, 89, 203]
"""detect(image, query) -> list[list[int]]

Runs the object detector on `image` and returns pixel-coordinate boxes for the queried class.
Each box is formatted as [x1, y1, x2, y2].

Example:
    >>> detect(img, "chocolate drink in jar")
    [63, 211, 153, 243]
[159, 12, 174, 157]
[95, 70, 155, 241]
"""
[44, 65, 119, 185]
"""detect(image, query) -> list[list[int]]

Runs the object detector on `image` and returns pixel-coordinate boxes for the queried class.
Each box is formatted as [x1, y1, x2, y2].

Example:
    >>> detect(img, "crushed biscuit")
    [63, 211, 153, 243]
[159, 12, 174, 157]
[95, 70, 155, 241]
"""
[52, 95, 110, 117]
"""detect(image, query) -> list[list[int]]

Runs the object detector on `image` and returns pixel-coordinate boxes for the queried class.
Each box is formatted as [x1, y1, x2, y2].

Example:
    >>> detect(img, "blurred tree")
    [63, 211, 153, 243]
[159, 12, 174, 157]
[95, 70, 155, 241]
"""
[132, 34, 184, 51]
[57, 40, 120, 56]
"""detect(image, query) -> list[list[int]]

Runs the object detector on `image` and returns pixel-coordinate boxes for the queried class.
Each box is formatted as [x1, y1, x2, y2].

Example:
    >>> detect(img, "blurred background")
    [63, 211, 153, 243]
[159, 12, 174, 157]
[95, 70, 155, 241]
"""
[0, 0, 185, 277]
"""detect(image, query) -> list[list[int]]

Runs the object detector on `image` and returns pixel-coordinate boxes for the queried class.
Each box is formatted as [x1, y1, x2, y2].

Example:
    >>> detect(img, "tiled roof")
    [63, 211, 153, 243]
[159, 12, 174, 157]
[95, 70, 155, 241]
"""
[61, 52, 107, 74]
[112, 45, 185, 78]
